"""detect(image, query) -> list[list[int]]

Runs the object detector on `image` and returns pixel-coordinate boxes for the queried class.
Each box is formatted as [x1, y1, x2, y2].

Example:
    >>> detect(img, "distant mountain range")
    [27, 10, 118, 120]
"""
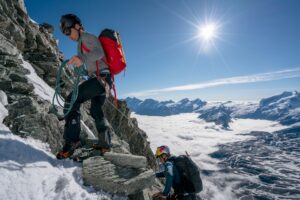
[125, 97, 206, 116]
[125, 91, 300, 129]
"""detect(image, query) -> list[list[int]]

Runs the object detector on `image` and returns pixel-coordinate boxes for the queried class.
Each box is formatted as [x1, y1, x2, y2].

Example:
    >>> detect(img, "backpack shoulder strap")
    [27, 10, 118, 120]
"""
[81, 42, 91, 53]
[167, 156, 177, 163]
[78, 36, 91, 54]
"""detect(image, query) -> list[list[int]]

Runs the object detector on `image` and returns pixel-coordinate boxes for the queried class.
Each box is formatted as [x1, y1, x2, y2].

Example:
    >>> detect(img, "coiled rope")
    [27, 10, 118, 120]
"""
[51, 60, 87, 118]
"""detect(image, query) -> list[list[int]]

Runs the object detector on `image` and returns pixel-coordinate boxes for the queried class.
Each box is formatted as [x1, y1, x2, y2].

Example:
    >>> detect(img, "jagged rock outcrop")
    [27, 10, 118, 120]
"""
[0, 0, 160, 199]
[198, 104, 233, 129]
[83, 153, 155, 196]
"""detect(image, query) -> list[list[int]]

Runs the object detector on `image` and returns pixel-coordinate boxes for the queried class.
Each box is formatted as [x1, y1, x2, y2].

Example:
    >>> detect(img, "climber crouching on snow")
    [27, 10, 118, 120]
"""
[56, 14, 112, 159]
[153, 145, 202, 200]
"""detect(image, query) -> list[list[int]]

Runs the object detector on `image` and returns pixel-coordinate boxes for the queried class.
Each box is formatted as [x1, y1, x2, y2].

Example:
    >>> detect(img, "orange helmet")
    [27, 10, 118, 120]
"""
[155, 145, 170, 157]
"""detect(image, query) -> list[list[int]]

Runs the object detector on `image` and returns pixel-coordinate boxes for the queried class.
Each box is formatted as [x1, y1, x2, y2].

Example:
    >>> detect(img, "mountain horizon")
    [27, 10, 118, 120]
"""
[126, 90, 300, 129]
[125, 90, 299, 104]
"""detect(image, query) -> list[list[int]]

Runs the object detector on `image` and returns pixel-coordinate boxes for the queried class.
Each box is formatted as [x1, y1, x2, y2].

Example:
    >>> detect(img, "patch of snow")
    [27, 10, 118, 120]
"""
[200, 101, 222, 110]
[29, 17, 38, 25]
[80, 120, 97, 139]
[0, 93, 9, 130]
[289, 107, 300, 115]
[0, 103, 8, 126]
[17, 0, 27, 14]
[192, 104, 198, 109]
[200, 101, 258, 117]
[20, 55, 63, 106]
[0, 90, 8, 106]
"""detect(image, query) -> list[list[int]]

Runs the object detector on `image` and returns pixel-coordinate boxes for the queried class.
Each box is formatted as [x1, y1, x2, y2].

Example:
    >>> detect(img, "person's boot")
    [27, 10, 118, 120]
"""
[92, 127, 112, 155]
[56, 141, 81, 159]
[92, 143, 111, 155]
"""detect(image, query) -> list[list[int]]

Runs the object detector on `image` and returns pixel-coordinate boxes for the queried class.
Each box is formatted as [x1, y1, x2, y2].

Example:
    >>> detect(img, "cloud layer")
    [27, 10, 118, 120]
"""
[128, 68, 300, 97]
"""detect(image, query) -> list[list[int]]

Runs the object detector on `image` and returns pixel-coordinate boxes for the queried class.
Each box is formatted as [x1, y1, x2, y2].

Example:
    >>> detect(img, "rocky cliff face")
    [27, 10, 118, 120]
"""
[0, 0, 158, 198]
[0, 0, 63, 152]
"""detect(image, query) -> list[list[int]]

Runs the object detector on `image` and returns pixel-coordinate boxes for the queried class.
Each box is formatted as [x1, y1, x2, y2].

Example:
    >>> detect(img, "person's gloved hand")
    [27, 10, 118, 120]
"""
[152, 192, 167, 200]
[68, 56, 83, 67]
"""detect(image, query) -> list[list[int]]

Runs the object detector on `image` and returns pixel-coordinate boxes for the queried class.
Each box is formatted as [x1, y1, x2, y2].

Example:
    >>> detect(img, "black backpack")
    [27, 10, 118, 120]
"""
[169, 155, 203, 193]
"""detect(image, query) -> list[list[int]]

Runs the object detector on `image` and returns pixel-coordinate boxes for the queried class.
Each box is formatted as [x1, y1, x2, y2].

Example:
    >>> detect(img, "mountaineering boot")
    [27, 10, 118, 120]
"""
[92, 143, 111, 155]
[56, 141, 81, 159]
[93, 126, 111, 155]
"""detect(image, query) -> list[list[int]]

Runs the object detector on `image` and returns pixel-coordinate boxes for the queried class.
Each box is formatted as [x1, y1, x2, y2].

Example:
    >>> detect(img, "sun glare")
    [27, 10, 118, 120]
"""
[199, 22, 218, 41]
[155, 2, 224, 54]
[196, 21, 221, 53]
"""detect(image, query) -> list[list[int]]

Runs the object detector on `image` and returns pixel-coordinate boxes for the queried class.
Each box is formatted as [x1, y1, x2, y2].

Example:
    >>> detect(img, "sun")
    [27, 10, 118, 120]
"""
[199, 22, 218, 41]
[196, 21, 221, 52]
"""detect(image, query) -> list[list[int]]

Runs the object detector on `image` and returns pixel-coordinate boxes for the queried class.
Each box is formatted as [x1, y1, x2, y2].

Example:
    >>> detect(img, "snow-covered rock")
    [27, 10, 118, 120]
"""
[198, 91, 300, 128]
[198, 104, 233, 129]
[244, 91, 300, 125]
[197, 101, 258, 129]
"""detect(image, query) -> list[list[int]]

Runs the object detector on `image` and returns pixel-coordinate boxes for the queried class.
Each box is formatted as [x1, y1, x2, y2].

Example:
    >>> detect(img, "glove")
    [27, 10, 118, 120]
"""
[152, 192, 167, 200]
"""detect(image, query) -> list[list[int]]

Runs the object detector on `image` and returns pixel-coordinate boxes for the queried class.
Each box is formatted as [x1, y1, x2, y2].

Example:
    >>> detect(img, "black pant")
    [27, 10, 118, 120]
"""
[63, 77, 111, 148]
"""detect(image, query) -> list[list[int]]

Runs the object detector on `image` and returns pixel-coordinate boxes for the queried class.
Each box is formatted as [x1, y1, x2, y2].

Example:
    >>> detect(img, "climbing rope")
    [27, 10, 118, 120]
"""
[106, 97, 137, 129]
[51, 60, 88, 119]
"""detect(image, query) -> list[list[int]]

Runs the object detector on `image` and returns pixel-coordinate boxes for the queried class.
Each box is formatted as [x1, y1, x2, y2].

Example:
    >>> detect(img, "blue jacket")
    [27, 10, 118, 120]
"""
[156, 158, 181, 196]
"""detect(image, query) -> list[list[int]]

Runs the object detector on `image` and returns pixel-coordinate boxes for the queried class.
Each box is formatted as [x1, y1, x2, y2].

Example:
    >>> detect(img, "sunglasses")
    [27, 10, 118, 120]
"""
[63, 27, 72, 36]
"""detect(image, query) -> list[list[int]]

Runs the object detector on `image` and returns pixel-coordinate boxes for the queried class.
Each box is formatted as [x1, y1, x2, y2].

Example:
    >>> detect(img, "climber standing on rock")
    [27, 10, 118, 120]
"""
[56, 14, 112, 159]
[153, 145, 202, 200]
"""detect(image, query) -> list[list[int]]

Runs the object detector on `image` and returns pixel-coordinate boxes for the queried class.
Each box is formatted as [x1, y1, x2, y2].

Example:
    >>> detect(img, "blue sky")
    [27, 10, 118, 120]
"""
[25, 0, 300, 101]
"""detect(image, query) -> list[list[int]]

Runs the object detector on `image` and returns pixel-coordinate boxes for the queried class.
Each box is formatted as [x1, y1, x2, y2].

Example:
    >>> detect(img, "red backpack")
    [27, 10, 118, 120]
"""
[98, 29, 126, 75]
[81, 29, 126, 106]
